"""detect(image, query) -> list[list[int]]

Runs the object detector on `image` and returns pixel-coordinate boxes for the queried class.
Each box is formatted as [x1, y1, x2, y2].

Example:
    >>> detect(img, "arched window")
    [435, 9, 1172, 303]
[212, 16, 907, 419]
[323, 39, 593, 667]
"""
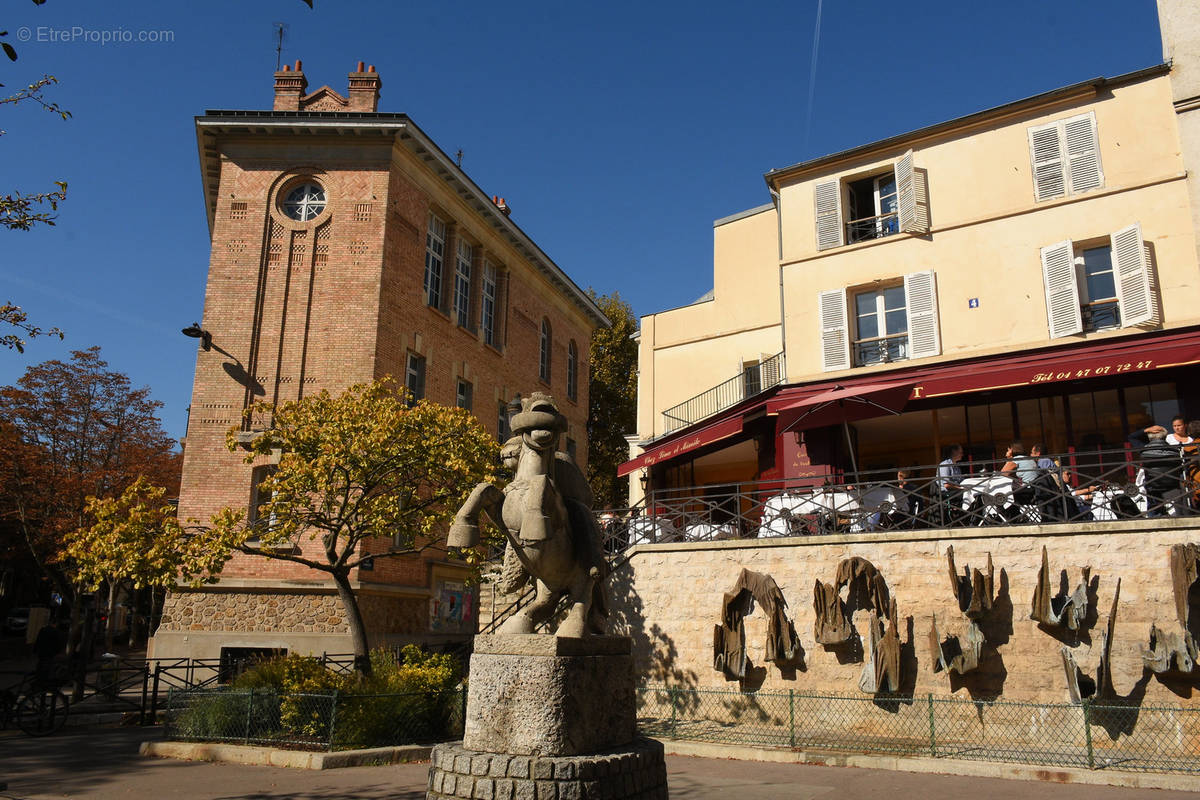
[567, 340, 578, 401]
[539, 319, 552, 383]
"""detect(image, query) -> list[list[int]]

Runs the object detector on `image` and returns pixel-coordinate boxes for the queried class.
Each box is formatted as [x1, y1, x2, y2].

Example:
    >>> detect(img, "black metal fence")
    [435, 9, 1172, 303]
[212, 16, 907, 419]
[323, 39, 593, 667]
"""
[163, 685, 466, 751]
[661, 352, 784, 434]
[638, 686, 1200, 774]
[604, 446, 1199, 550]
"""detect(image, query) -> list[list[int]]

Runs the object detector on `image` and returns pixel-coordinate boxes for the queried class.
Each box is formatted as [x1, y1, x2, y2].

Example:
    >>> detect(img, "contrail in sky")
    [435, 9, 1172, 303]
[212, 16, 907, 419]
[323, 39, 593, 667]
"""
[802, 0, 824, 156]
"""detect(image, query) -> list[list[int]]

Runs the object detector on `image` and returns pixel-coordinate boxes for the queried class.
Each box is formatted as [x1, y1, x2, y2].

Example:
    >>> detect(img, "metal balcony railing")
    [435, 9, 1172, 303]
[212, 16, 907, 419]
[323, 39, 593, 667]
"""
[853, 333, 908, 366]
[661, 351, 784, 434]
[607, 446, 1198, 546]
[846, 212, 899, 244]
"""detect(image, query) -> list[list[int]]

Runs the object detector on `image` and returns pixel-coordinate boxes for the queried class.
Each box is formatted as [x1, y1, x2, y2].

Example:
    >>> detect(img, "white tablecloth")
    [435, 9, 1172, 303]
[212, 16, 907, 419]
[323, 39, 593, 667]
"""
[626, 516, 676, 546]
[759, 487, 899, 535]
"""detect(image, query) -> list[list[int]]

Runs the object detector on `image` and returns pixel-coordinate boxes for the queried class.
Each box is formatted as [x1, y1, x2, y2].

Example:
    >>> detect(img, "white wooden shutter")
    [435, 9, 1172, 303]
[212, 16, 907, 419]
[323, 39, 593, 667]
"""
[814, 180, 843, 251]
[903, 271, 940, 359]
[1111, 223, 1154, 327]
[1029, 122, 1066, 202]
[896, 150, 928, 234]
[1064, 112, 1103, 195]
[818, 288, 850, 371]
[1040, 240, 1083, 338]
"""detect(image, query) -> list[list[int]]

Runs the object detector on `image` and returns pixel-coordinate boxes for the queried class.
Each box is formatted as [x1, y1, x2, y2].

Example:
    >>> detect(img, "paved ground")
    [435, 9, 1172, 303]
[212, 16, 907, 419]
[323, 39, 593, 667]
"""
[2, 727, 1200, 799]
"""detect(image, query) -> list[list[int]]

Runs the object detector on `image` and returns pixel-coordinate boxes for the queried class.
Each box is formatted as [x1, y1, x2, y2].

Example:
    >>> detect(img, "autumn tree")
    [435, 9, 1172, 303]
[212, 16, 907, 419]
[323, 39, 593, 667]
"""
[586, 291, 639, 508]
[204, 379, 498, 674]
[63, 477, 225, 649]
[0, 348, 181, 614]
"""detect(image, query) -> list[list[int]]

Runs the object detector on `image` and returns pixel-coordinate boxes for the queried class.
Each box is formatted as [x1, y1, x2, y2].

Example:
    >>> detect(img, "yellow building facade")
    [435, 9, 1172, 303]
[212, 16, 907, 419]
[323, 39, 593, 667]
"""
[625, 61, 1200, 499]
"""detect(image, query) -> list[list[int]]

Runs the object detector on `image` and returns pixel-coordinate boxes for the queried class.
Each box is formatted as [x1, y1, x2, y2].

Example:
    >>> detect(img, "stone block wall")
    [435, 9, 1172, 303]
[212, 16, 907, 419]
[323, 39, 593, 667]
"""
[610, 517, 1200, 706]
[159, 589, 349, 635]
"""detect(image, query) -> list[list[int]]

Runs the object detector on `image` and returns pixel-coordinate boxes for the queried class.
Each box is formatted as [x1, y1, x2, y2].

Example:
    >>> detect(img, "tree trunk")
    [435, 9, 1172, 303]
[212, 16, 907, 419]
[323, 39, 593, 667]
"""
[104, 581, 117, 653]
[330, 569, 372, 676]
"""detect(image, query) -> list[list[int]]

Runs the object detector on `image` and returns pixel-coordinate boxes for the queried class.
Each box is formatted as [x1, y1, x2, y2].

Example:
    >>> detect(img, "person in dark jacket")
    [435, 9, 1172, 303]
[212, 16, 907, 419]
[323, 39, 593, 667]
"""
[1136, 425, 1183, 516]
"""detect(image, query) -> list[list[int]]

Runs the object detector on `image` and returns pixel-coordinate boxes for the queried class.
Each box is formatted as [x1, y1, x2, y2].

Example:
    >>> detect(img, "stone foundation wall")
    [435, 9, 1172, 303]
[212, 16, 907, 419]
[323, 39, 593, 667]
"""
[611, 517, 1200, 706]
[159, 590, 349, 634]
[157, 588, 430, 642]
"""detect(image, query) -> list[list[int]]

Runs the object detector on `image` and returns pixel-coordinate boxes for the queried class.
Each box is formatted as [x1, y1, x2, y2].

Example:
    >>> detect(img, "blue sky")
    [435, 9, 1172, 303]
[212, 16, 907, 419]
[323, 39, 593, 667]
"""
[0, 0, 1165, 440]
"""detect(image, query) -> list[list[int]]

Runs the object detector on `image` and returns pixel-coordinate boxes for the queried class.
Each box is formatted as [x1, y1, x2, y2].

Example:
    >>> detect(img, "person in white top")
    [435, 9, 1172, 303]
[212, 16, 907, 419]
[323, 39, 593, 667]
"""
[1166, 415, 1194, 446]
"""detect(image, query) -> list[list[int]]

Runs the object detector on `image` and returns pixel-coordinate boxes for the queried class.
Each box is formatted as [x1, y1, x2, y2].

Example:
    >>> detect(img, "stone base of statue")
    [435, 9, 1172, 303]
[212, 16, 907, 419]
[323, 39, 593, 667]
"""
[427, 634, 668, 799]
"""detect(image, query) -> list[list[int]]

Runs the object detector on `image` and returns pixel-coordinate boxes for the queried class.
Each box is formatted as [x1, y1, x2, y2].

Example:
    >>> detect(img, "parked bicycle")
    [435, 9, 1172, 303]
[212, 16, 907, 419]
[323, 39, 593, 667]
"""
[0, 668, 70, 736]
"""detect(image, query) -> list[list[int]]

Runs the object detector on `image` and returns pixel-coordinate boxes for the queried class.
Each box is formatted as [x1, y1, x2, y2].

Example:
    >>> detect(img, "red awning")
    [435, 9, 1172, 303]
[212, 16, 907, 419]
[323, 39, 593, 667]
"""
[766, 379, 913, 431]
[617, 415, 744, 477]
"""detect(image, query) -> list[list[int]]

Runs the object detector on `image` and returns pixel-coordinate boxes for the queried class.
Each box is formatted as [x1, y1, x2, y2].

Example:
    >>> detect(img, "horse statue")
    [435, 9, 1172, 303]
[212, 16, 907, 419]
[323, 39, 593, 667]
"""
[448, 392, 608, 637]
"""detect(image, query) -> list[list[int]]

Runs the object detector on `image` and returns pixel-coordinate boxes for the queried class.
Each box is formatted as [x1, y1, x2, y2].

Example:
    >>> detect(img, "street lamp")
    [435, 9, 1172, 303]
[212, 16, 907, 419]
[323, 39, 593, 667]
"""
[181, 323, 212, 351]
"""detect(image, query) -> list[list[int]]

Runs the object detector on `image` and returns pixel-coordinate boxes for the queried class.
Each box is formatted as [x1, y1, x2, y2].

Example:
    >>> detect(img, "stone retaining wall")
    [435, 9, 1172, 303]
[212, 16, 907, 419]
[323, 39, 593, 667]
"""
[611, 517, 1200, 706]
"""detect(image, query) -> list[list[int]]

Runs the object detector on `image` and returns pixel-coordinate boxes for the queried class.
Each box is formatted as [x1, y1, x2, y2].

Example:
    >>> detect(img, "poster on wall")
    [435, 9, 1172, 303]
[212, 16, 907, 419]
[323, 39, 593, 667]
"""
[430, 580, 475, 633]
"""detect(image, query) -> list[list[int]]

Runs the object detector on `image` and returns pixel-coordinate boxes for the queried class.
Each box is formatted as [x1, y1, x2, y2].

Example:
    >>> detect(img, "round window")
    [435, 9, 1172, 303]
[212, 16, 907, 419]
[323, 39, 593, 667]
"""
[281, 182, 327, 221]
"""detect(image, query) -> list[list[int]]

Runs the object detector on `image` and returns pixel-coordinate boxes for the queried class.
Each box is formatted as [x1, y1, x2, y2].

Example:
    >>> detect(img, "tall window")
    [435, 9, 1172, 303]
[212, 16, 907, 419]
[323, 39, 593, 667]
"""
[1078, 245, 1120, 332]
[424, 215, 446, 309]
[853, 285, 908, 365]
[247, 465, 278, 541]
[454, 240, 472, 327]
[456, 379, 473, 411]
[845, 171, 899, 244]
[497, 400, 511, 443]
[481, 262, 498, 347]
[539, 319, 552, 383]
[405, 352, 426, 401]
[567, 340, 578, 401]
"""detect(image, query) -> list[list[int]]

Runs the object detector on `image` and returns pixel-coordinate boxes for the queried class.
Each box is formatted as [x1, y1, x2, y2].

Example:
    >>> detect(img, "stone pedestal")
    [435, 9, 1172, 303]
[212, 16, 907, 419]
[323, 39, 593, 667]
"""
[427, 634, 668, 799]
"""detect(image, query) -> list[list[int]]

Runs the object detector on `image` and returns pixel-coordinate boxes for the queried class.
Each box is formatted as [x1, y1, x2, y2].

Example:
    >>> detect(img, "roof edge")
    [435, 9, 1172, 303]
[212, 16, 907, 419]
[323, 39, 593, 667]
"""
[764, 63, 1170, 185]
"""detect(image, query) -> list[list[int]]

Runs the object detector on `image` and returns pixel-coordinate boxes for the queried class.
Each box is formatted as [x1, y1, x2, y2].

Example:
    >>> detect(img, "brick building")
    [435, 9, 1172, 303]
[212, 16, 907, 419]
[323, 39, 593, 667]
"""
[150, 62, 606, 663]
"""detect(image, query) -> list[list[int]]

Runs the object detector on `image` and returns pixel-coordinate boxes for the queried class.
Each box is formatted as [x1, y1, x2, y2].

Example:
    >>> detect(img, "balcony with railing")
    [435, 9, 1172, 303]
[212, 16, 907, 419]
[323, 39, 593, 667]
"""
[846, 211, 900, 245]
[853, 333, 909, 366]
[660, 351, 784, 435]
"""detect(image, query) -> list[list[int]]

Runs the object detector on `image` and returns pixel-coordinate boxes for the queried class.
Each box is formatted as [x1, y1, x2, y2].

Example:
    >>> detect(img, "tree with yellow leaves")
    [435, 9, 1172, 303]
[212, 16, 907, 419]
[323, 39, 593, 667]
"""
[64, 477, 223, 650]
[204, 379, 499, 674]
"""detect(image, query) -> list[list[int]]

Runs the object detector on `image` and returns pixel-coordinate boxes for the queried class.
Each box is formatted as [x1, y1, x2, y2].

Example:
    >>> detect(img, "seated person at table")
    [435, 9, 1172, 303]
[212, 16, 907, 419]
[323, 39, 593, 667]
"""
[867, 469, 917, 530]
[1134, 425, 1183, 516]
[999, 442, 1039, 506]
[1059, 469, 1102, 521]
[936, 445, 965, 524]
[1167, 415, 1195, 446]
[1030, 444, 1068, 520]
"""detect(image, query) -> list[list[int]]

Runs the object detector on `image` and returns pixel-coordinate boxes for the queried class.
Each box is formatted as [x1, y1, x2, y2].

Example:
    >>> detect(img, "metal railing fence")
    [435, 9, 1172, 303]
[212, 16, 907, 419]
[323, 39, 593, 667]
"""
[661, 352, 784, 434]
[163, 685, 466, 751]
[637, 686, 1200, 774]
[610, 446, 1200, 549]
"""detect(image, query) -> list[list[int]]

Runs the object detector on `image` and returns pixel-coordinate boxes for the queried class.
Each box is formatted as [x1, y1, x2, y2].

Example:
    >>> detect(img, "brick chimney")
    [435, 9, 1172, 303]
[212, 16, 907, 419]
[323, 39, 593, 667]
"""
[347, 62, 381, 112]
[273, 60, 308, 111]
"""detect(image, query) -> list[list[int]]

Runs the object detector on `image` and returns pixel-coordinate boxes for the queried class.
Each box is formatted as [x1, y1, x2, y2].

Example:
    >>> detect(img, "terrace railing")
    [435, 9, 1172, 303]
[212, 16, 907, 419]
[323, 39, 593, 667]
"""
[603, 446, 1197, 549]
[661, 352, 784, 434]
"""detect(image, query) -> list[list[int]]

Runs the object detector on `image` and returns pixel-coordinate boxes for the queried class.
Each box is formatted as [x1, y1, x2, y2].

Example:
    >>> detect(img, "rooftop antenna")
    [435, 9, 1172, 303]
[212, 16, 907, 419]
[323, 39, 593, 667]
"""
[455, 149, 464, 168]
[273, 22, 288, 71]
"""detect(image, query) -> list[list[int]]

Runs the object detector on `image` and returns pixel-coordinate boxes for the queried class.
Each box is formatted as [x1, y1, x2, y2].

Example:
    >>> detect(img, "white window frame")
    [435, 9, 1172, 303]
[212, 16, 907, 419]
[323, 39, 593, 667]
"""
[456, 378, 473, 411]
[1028, 112, 1103, 202]
[424, 215, 446, 308]
[454, 240, 473, 328]
[481, 262, 498, 347]
[247, 465, 278, 543]
[852, 285, 908, 366]
[405, 352, 426, 401]
[539, 319, 552, 383]
[815, 149, 927, 251]
[567, 340, 578, 401]
[1040, 222, 1155, 340]
[819, 270, 940, 372]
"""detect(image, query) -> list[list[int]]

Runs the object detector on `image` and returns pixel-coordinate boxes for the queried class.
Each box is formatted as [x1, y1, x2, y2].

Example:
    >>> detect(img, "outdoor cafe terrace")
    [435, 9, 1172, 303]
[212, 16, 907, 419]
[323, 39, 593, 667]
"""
[599, 446, 1200, 550]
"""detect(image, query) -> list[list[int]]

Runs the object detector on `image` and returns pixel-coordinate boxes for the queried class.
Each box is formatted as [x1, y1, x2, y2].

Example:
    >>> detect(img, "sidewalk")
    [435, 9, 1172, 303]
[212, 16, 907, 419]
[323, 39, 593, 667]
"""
[1, 728, 1198, 799]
